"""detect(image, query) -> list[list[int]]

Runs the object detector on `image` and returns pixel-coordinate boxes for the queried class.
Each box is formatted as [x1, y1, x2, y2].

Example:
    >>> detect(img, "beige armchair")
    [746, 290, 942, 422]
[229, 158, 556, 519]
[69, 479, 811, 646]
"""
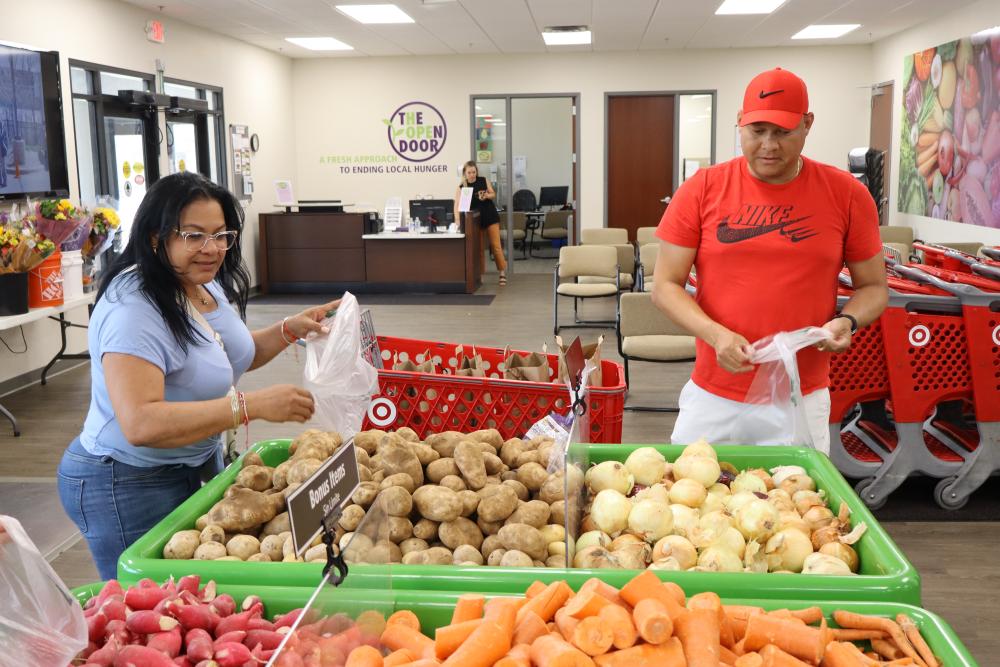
[581, 228, 628, 245]
[500, 212, 529, 259]
[553, 245, 619, 334]
[637, 243, 658, 292]
[636, 227, 658, 246]
[617, 292, 696, 412]
[879, 226, 913, 259]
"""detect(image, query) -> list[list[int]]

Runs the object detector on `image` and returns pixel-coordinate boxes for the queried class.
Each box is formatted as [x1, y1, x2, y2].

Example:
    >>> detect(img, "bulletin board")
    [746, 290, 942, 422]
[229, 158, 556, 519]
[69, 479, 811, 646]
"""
[229, 124, 253, 203]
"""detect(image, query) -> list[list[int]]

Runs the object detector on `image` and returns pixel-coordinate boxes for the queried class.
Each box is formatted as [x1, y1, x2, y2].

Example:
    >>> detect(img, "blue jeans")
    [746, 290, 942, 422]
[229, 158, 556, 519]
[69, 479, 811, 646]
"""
[56, 438, 222, 580]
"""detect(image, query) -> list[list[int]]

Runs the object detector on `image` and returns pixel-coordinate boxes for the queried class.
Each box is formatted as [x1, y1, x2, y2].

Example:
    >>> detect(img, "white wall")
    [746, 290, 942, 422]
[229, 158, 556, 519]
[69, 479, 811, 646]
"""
[679, 94, 714, 184]
[292, 46, 873, 230]
[0, 0, 295, 386]
[510, 97, 574, 202]
[872, 0, 1000, 245]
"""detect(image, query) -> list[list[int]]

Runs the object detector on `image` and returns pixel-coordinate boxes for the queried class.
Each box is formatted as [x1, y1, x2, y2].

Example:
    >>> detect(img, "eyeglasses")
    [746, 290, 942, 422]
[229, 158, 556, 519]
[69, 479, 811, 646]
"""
[178, 230, 238, 252]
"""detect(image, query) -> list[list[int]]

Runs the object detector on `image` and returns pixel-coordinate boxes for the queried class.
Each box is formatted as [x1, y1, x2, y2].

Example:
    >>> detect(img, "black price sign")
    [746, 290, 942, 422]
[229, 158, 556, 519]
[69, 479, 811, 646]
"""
[286, 439, 360, 557]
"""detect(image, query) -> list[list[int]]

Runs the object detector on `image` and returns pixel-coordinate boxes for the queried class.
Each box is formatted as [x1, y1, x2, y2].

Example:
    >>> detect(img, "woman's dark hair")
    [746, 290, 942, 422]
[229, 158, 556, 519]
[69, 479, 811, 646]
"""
[98, 171, 252, 348]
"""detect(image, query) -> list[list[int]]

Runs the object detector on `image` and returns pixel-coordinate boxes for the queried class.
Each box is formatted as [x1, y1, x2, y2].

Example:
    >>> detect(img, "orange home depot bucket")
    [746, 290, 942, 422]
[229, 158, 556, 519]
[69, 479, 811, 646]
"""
[28, 251, 64, 307]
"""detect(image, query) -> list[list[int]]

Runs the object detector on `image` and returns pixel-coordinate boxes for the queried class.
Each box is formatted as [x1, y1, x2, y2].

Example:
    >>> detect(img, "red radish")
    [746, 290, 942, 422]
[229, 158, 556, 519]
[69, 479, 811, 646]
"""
[146, 627, 182, 657]
[105, 620, 129, 646]
[250, 644, 276, 662]
[200, 580, 217, 602]
[212, 642, 253, 667]
[86, 637, 122, 667]
[177, 575, 201, 596]
[161, 577, 178, 596]
[91, 581, 125, 611]
[214, 605, 262, 637]
[274, 653, 304, 667]
[179, 590, 203, 606]
[173, 658, 193, 667]
[213, 630, 247, 648]
[125, 584, 167, 611]
[275, 608, 310, 630]
[185, 629, 215, 662]
[241, 595, 262, 612]
[102, 598, 128, 622]
[210, 594, 237, 618]
[81, 641, 99, 658]
[125, 610, 178, 635]
[113, 645, 178, 667]
[194, 662, 221, 667]
[170, 601, 218, 631]
[244, 629, 285, 650]
[247, 617, 275, 632]
[88, 611, 109, 642]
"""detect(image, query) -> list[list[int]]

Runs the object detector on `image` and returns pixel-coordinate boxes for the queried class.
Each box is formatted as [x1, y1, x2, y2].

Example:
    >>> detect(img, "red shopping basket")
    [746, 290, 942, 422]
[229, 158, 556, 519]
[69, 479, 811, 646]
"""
[362, 336, 626, 442]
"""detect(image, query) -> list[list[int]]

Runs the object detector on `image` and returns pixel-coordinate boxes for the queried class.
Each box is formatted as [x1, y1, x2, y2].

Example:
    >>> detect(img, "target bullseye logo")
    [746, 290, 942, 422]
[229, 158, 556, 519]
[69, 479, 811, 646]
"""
[908, 325, 931, 347]
[367, 397, 397, 427]
[993, 325, 1000, 346]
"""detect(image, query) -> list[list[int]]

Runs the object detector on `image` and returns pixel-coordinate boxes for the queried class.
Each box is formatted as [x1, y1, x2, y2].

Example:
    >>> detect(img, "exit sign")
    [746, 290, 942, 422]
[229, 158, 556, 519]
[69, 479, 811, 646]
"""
[146, 19, 165, 43]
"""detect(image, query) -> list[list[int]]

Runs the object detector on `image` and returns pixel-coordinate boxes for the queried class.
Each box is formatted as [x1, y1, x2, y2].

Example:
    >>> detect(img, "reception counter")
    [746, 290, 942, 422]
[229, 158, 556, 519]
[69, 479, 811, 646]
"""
[258, 211, 482, 294]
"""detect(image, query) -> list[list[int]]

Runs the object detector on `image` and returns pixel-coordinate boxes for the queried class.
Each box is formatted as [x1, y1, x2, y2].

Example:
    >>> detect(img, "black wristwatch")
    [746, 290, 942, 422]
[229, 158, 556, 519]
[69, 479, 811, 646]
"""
[835, 314, 859, 334]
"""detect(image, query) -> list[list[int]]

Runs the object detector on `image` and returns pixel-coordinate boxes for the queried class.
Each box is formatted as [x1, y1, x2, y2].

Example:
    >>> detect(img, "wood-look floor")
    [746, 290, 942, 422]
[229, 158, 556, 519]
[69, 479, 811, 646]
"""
[1, 272, 995, 662]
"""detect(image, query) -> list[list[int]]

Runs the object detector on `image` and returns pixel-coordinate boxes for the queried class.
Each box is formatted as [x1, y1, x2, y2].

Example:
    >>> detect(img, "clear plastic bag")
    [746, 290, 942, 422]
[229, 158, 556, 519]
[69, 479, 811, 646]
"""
[745, 326, 833, 449]
[0, 515, 87, 667]
[303, 292, 379, 440]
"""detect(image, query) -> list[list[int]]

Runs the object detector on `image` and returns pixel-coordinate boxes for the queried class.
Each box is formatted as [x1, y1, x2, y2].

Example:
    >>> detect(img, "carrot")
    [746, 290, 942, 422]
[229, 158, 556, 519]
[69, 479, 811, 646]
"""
[897, 613, 939, 667]
[384, 649, 417, 666]
[619, 571, 684, 621]
[569, 616, 613, 657]
[516, 582, 572, 625]
[758, 644, 810, 666]
[592, 636, 686, 667]
[725, 605, 767, 620]
[554, 607, 580, 641]
[597, 603, 637, 650]
[788, 607, 823, 624]
[721, 614, 738, 648]
[435, 619, 484, 660]
[743, 613, 827, 665]
[442, 619, 512, 667]
[632, 598, 673, 645]
[381, 622, 434, 659]
[731, 616, 750, 642]
[768, 610, 805, 624]
[525, 581, 548, 599]
[883, 660, 917, 666]
[821, 640, 880, 666]
[735, 654, 764, 667]
[830, 629, 887, 641]
[485, 598, 520, 637]
[564, 591, 611, 619]
[662, 581, 686, 606]
[346, 645, 385, 667]
[397, 660, 442, 667]
[577, 578, 624, 606]
[529, 633, 595, 667]
[832, 611, 922, 666]
[388, 610, 422, 631]
[513, 611, 549, 647]
[675, 604, 720, 667]
[871, 638, 904, 661]
[451, 595, 486, 625]
[494, 644, 531, 667]
[720, 644, 740, 666]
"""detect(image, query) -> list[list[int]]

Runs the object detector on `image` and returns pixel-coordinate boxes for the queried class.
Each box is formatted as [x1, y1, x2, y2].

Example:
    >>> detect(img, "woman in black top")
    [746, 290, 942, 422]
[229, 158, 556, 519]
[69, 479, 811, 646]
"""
[455, 161, 507, 285]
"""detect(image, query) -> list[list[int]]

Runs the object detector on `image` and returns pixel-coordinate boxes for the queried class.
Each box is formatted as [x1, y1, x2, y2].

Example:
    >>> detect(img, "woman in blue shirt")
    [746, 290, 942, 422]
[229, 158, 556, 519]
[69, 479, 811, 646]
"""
[57, 172, 333, 579]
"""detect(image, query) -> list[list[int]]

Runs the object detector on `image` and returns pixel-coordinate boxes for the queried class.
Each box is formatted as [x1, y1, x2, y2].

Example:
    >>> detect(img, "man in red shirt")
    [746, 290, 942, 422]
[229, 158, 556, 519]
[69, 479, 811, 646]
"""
[652, 67, 888, 453]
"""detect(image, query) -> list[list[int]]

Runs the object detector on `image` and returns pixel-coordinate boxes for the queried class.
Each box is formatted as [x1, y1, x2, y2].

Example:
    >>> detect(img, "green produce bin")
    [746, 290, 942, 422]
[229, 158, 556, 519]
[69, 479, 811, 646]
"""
[118, 440, 919, 604]
[72, 582, 977, 666]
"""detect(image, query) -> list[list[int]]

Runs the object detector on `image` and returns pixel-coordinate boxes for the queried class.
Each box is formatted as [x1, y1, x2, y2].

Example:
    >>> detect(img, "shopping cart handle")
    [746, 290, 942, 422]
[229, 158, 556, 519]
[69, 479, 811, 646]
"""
[892, 264, 957, 293]
[971, 263, 1000, 281]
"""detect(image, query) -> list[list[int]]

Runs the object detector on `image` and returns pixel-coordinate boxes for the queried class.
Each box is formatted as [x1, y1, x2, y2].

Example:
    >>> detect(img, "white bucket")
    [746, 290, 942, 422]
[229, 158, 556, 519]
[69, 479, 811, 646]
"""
[61, 250, 84, 301]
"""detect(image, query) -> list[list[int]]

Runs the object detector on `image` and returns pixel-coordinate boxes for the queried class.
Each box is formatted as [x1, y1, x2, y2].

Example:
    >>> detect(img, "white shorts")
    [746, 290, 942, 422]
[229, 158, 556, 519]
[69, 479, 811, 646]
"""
[670, 380, 831, 455]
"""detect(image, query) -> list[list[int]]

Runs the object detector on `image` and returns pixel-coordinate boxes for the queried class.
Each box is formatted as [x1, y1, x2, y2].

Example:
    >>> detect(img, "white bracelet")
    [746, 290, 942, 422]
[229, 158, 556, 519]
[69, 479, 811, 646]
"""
[280, 316, 297, 345]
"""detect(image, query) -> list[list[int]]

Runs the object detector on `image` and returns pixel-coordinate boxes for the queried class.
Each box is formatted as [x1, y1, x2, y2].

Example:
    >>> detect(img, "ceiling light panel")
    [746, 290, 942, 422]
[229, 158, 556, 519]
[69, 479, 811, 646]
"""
[715, 0, 787, 15]
[791, 23, 861, 39]
[285, 36, 354, 50]
[542, 30, 592, 46]
[336, 4, 415, 24]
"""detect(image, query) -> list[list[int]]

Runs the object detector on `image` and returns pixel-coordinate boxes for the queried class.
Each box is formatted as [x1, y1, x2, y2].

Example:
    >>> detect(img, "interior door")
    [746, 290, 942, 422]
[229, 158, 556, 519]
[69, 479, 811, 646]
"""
[103, 113, 154, 245]
[869, 82, 893, 223]
[607, 94, 674, 243]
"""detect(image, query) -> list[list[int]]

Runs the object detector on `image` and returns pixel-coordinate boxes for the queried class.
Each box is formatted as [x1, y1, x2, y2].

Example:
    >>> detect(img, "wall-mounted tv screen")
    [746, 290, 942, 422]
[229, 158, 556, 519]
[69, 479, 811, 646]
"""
[0, 43, 69, 200]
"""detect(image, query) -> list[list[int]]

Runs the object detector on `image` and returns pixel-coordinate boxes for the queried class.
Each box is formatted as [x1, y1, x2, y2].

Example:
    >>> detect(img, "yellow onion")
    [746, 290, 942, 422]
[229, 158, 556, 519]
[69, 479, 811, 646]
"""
[780, 474, 817, 496]
[769, 465, 807, 487]
[713, 526, 747, 558]
[669, 504, 699, 538]
[651, 535, 698, 570]
[732, 471, 768, 495]
[575, 530, 611, 553]
[586, 461, 634, 495]
[627, 499, 674, 543]
[766, 489, 795, 513]
[708, 483, 731, 497]
[610, 533, 643, 551]
[745, 468, 775, 491]
[801, 552, 853, 575]
[810, 524, 843, 551]
[691, 510, 735, 548]
[612, 540, 651, 569]
[700, 492, 727, 516]
[778, 511, 811, 536]
[679, 438, 718, 461]
[764, 528, 814, 573]
[792, 490, 826, 515]
[819, 541, 859, 573]
[648, 557, 683, 571]
[697, 546, 743, 572]
[725, 491, 758, 514]
[574, 546, 621, 569]
[624, 447, 667, 486]
[736, 499, 780, 541]
[673, 454, 722, 488]
[802, 506, 836, 532]
[633, 483, 671, 505]
[591, 489, 632, 535]
[580, 514, 599, 533]
[668, 478, 707, 508]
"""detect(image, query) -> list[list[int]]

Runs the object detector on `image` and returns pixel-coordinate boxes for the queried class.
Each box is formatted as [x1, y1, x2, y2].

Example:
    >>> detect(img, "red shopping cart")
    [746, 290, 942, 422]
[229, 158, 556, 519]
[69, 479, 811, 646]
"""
[893, 264, 1000, 509]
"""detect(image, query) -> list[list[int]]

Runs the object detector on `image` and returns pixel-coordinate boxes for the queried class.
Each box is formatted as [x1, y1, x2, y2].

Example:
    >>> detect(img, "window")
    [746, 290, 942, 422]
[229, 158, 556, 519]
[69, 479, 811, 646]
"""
[163, 78, 226, 186]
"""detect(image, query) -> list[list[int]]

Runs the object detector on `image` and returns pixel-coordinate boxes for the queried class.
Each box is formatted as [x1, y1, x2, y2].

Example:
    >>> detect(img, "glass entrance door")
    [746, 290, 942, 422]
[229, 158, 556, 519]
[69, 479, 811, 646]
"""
[103, 115, 149, 245]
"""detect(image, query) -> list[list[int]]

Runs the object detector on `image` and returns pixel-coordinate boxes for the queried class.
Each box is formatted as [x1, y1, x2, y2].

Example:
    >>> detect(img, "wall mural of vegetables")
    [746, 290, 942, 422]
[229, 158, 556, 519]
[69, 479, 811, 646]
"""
[898, 28, 1000, 227]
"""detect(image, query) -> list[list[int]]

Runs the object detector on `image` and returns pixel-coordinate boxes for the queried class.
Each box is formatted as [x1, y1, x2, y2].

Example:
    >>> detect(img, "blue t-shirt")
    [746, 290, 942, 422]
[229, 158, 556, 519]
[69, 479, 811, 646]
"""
[79, 272, 255, 467]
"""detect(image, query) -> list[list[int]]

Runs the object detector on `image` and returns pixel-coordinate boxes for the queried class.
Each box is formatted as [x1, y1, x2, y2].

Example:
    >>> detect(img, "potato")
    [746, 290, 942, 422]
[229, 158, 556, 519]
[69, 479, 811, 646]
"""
[387, 517, 413, 543]
[355, 447, 371, 469]
[412, 486, 462, 522]
[358, 465, 372, 483]
[413, 518, 439, 541]
[482, 453, 505, 476]
[338, 504, 366, 532]
[550, 500, 566, 526]
[199, 524, 226, 545]
[379, 472, 416, 494]
[477, 484, 519, 522]
[283, 482, 302, 500]
[287, 458, 324, 485]
[377, 486, 413, 518]
[453, 544, 485, 565]
[498, 523, 547, 560]
[548, 541, 567, 558]
[342, 532, 374, 555]
[352, 482, 379, 507]
[260, 512, 290, 538]
[482, 534, 505, 558]
[217, 556, 244, 561]
[468, 429, 503, 449]
[380, 438, 424, 487]
[272, 460, 293, 491]
[500, 550, 533, 567]
[540, 524, 566, 545]
[477, 516, 503, 536]
[426, 458, 459, 484]
[260, 534, 285, 561]
[487, 548, 508, 566]
[500, 438, 529, 467]
[195, 514, 211, 531]
[500, 471, 518, 482]
[538, 474, 566, 504]
[454, 441, 487, 490]
[163, 530, 201, 559]
[502, 479, 529, 502]
[408, 443, 440, 466]
[425, 431, 466, 457]
[227, 535, 261, 560]
[439, 475, 467, 493]
[545, 555, 566, 568]
[402, 546, 453, 565]
[457, 490, 480, 517]
[290, 429, 341, 458]
[371, 470, 385, 484]
[505, 500, 551, 529]
[537, 442, 556, 469]
[515, 451, 541, 467]
[354, 430, 386, 454]
[439, 517, 484, 550]
[235, 465, 274, 491]
[400, 537, 429, 556]
[366, 540, 403, 564]
[207, 487, 284, 532]
[516, 462, 549, 492]
[396, 427, 420, 442]
[247, 553, 271, 563]
[194, 542, 228, 560]
[242, 452, 265, 468]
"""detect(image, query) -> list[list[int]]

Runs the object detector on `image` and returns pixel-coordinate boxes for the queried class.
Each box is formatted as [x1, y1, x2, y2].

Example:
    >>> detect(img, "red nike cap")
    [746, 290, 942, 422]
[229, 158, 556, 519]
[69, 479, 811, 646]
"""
[740, 67, 809, 130]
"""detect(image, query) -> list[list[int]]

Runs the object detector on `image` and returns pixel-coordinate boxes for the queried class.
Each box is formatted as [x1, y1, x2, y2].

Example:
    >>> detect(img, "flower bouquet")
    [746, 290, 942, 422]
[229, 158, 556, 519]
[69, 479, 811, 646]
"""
[34, 199, 90, 248]
[0, 213, 57, 274]
[83, 207, 121, 260]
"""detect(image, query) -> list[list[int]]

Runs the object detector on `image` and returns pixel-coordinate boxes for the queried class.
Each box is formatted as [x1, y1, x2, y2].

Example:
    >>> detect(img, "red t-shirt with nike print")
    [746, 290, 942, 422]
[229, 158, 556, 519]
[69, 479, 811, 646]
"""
[656, 156, 881, 402]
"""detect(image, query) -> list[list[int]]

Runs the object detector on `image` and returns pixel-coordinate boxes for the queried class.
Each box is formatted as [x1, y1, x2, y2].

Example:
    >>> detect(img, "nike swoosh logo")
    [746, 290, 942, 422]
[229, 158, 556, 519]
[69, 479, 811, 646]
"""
[716, 215, 813, 244]
[759, 89, 784, 99]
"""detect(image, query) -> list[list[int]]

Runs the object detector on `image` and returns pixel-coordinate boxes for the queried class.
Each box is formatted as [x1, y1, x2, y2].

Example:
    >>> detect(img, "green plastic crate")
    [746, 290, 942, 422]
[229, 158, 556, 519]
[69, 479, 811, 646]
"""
[72, 582, 976, 666]
[118, 440, 919, 604]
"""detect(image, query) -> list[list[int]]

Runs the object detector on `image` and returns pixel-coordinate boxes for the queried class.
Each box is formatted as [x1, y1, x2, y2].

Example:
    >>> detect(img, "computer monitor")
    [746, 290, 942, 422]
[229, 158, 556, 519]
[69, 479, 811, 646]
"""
[422, 205, 450, 233]
[538, 186, 569, 208]
[409, 199, 455, 228]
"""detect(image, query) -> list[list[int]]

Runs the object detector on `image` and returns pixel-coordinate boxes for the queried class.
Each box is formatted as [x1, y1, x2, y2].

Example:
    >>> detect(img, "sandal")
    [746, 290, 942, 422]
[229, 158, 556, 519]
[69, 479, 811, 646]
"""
[499, 272, 507, 286]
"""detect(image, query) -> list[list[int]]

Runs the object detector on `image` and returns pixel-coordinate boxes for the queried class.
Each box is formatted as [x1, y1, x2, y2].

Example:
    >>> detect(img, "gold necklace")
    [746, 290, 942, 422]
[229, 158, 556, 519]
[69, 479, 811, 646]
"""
[189, 287, 210, 306]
